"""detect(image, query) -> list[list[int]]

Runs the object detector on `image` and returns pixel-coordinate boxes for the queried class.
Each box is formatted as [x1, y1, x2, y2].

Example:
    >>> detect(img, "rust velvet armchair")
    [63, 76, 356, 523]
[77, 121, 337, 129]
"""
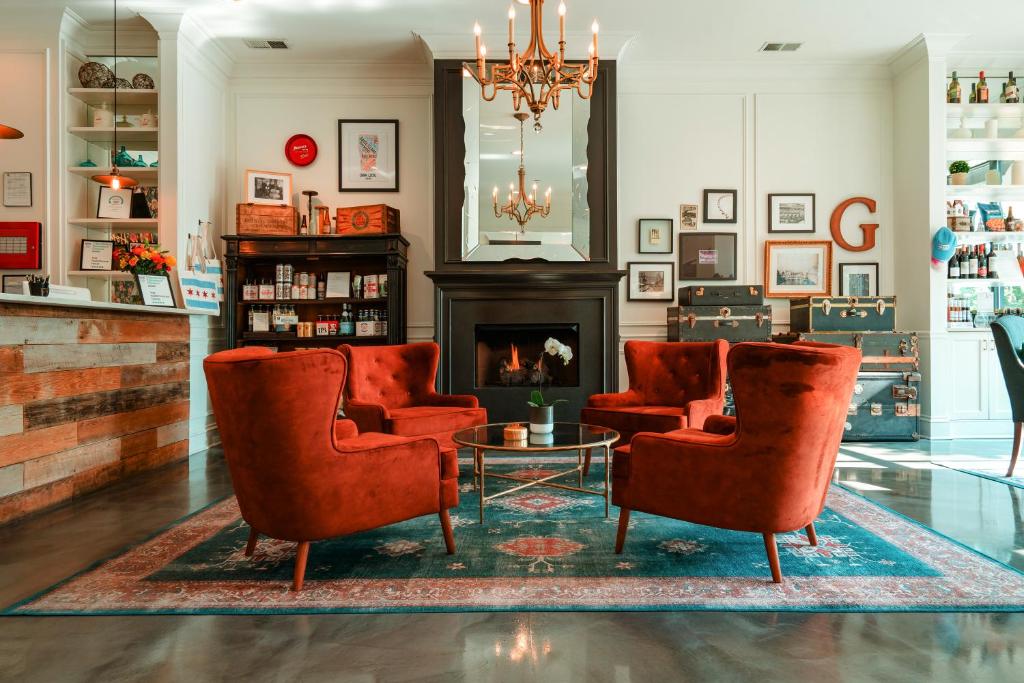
[581, 340, 729, 449]
[611, 341, 861, 583]
[204, 347, 459, 591]
[339, 342, 487, 449]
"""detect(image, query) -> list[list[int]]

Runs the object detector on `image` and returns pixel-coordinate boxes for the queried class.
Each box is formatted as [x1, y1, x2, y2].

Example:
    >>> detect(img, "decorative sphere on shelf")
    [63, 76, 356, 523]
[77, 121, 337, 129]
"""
[107, 76, 134, 90]
[78, 62, 113, 88]
[132, 73, 155, 90]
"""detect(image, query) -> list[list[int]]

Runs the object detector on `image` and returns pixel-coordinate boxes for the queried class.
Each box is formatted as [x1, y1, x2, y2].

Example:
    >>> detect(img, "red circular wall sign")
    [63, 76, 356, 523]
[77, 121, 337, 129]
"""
[285, 133, 318, 166]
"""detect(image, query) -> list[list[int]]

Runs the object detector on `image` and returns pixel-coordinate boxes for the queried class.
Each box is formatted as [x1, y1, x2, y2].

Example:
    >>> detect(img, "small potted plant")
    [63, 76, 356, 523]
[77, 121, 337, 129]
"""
[528, 337, 573, 434]
[949, 160, 970, 186]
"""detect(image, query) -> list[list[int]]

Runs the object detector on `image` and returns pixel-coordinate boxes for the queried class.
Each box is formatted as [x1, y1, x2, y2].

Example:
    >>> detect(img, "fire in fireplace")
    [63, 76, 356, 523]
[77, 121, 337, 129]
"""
[475, 323, 580, 388]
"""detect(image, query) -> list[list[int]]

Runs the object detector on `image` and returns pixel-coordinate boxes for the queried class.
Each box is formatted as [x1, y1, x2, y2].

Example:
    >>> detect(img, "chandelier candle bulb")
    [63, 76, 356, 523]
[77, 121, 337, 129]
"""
[508, 5, 515, 45]
[559, 2, 566, 44]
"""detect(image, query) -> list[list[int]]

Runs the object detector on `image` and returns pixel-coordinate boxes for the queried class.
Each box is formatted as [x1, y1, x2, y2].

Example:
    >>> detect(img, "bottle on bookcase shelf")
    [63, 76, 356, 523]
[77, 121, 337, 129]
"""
[978, 71, 990, 104]
[1008, 71, 1021, 103]
[948, 71, 962, 104]
[969, 82, 977, 103]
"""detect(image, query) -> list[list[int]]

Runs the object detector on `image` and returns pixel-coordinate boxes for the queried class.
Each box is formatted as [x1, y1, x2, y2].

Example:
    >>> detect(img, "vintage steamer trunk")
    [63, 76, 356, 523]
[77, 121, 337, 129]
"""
[845, 371, 921, 441]
[678, 285, 764, 306]
[667, 305, 773, 342]
[236, 204, 298, 236]
[773, 331, 919, 371]
[789, 296, 897, 333]
[336, 204, 400, 236]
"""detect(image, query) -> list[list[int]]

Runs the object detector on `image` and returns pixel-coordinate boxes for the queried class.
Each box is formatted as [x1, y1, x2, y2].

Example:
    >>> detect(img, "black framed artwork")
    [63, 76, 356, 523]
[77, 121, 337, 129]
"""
[626, 262, 675, 301]
[768, 193, 816, 233]
[679, 232, 737, 281]
[338, 119, 399, 192]
[637, 218, 673, 254]
[838, 262, 879, 296]
[702, 189, 737, 224]
[79, 239, 114, 271]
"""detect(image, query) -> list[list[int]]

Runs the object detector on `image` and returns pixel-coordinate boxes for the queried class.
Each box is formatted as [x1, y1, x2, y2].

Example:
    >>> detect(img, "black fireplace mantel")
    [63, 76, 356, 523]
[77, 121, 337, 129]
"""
[427, 269, 624, 423]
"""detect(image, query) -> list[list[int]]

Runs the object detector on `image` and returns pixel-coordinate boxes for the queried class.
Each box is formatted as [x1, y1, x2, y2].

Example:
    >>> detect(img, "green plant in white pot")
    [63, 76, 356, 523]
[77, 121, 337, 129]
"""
[527, 337, 573, 434]
[949, 160, 970, 186]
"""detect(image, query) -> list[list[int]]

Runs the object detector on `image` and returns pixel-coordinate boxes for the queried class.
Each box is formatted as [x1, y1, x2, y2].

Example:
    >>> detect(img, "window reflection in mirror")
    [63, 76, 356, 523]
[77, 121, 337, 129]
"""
[462, 76, 590, 262]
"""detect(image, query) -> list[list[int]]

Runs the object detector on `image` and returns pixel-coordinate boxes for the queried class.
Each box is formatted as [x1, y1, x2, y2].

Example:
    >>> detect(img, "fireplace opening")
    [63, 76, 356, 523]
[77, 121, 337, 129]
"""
[475, 323, 580, 388]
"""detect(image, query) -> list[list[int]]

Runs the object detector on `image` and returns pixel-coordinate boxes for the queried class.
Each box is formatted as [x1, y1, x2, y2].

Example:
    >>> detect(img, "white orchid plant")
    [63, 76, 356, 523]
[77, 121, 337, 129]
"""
[529, 337, 574, 408]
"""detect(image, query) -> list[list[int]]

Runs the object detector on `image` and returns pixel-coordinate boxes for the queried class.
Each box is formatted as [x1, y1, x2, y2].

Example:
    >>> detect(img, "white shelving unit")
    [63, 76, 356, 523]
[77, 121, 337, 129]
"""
[63, 49, 160, 303]
[944, 185, 1024, 201]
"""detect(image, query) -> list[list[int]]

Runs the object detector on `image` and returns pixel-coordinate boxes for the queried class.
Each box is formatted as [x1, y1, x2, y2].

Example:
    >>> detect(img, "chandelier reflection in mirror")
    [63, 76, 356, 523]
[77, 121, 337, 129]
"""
[468, 0, 598, 131]
[493, 113, 551, 230]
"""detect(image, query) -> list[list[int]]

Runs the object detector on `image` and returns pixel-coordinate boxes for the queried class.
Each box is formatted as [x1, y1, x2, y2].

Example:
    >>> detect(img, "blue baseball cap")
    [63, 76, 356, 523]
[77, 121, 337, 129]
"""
[932, 227, 957, 265]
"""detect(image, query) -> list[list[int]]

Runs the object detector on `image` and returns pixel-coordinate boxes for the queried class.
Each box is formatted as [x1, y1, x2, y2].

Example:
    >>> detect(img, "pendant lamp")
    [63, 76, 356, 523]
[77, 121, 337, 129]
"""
[91, 0, 137, 190]
[0, 123, 24, 139]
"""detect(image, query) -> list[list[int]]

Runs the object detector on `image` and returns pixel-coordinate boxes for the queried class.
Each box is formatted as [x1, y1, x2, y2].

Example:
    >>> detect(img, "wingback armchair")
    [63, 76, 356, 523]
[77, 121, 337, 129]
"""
[339, 342, 487, 449]
[581, 340, 729, 449]
[204, 347, 458, 591]
[612, 341, 861, 583]
[991, 316, 1024, 476]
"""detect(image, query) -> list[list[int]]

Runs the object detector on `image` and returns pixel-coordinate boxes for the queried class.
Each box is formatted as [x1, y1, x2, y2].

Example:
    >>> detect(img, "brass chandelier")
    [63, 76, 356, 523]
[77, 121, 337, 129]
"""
[468, 0, 599, 131]
[493, 112, 551, 229]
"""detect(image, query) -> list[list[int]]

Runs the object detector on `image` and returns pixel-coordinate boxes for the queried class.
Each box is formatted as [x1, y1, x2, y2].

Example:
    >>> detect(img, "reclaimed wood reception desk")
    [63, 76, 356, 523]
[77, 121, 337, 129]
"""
[0, 294, 192, 523]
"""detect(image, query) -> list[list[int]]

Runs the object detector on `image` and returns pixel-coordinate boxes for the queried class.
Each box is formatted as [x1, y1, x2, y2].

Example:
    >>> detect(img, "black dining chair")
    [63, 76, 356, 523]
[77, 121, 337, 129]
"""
[990, 316, 1024, 477]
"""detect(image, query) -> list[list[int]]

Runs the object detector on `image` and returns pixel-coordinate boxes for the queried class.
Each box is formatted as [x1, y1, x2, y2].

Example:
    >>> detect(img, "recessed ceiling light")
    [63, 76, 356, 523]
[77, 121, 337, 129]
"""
[243, 38, 289, 49]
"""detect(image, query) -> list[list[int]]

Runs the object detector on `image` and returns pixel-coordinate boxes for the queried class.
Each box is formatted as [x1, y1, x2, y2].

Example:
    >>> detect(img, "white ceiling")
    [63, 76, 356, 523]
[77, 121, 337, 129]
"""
[12, 0, 1024, 65]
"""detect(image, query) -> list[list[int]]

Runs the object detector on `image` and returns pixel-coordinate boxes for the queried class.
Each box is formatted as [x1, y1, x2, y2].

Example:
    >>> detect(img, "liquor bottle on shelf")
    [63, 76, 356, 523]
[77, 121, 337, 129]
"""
[1008, 72, 1020, 103]
[968, 246, 979, 278]
[977, 71, 990, 104]
[948, 249, 961, 279]
[969, 82, 977, 103]
[977, 245, 989, 278]
[1000, 82, 1007, 104]
[959, 246, 969, 278]
[948, 71, 962, 103]
[987, 242, 998, 279]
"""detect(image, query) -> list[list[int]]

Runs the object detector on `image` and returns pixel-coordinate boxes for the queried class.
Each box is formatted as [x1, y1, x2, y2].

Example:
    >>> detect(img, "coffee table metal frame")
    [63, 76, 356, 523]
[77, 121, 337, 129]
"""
[451, 422, 619, 523]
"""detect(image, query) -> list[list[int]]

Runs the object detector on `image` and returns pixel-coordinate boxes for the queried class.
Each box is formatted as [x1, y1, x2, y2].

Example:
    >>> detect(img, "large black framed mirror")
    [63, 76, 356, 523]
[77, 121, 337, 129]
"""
[432, 59, 617, 271]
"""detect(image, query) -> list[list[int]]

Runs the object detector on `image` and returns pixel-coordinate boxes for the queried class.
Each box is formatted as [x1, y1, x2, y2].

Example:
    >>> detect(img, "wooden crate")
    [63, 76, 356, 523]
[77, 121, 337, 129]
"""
[336, 204, 400, 236]
[236, 204, 297, 236]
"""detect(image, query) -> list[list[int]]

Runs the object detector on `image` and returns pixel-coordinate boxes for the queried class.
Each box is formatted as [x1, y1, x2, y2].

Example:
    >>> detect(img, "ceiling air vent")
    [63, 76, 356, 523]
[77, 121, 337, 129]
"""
[243, 38, 289, 50]
[760, 42, 802, 52]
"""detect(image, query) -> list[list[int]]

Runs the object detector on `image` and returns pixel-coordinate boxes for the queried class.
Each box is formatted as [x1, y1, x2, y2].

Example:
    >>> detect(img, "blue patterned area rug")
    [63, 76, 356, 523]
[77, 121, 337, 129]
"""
[7, 460, 1024, 615]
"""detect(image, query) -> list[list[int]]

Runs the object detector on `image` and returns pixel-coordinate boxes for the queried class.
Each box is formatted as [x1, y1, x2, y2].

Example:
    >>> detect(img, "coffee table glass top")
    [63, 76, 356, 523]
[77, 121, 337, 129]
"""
[452, 422, 619, 452]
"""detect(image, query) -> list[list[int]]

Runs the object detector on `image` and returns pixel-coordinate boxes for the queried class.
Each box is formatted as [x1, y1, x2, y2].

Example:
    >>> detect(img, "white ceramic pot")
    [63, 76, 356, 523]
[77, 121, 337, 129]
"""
[950, 173, 968, 186]
[985, 119, 1000, 139]
[92, 104, 113, 128]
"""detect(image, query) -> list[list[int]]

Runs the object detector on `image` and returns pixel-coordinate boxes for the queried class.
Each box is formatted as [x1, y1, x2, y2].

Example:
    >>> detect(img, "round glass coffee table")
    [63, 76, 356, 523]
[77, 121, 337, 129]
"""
[451, 422, 619, 523]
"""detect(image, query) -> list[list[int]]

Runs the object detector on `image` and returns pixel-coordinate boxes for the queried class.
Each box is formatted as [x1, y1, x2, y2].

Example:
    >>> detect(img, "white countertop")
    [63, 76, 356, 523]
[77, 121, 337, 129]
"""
[0, 292, 218, 317]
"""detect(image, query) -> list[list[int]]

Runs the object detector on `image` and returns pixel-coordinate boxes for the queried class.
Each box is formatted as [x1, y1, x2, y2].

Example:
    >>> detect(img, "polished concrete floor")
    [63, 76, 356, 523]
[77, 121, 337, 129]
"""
[0, 441, 1022, 682]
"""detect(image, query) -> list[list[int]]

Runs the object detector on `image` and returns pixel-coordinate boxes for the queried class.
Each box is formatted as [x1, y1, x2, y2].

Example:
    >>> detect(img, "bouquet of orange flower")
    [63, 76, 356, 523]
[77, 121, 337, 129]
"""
[114, 243, 176, 275]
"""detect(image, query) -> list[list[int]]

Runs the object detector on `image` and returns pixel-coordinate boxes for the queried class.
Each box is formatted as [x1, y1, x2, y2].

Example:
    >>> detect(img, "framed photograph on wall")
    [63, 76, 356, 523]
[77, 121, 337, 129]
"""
[839, 262, 879, 296]
[638, 218, 673, 254]
[96, 187, 132, 219]
[679, 232, 737, 281]
[764, 240, 833, 298]
[79, 239, 114, 271]
[627, 262, 674, 302]
[338, 119, 399, 192]
[679, 203, 698, 231]
[702, 189, 737, 224]
[768, 193, 815, 233]
[245, 170, 293, 206]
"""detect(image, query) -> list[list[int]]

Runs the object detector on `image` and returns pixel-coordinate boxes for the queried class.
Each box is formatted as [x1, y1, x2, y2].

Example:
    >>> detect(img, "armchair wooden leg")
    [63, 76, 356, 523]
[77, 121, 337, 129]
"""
[292, 542, 310, 592]
[805, 523, 818, 546]
[763, 533, 782, 584]
[615, 508, 631, 554]
[245, 528, 259, 557]
[583, 448, 593, 477]
[1008, 422, 1022, 478]
[439, 509, 456, 554]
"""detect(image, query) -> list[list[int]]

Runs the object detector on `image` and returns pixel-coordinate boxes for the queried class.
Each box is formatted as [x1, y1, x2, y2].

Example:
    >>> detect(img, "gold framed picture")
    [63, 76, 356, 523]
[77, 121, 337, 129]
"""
[764, 240, 832, 298]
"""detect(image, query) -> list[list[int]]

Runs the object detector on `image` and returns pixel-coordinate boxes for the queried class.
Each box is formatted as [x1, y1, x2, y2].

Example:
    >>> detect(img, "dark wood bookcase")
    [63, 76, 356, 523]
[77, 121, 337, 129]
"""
[221, 234, 408, 350]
